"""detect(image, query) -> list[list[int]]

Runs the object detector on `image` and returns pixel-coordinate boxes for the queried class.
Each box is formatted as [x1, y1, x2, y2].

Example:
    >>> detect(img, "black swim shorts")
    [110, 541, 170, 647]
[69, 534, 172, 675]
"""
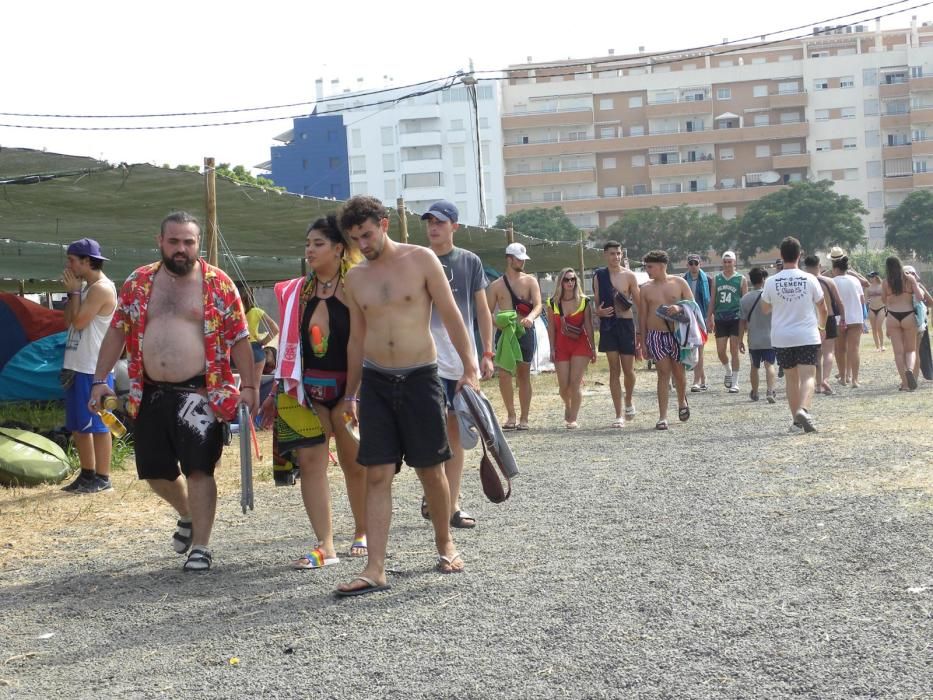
[134, 380, 224, 480]
[714, 318, 741, 337]
[775, 344, 820, 370]
[598, 318, 635, 355]
[357, 364, 451, 471]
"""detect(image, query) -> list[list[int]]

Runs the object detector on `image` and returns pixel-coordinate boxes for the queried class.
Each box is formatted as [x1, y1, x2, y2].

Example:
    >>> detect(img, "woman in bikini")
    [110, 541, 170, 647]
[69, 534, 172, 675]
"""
[260, 216, 368, 569]
[882, 256, 921, 391]
[866, 272, 886, 351]
[546, 267, 596, 429]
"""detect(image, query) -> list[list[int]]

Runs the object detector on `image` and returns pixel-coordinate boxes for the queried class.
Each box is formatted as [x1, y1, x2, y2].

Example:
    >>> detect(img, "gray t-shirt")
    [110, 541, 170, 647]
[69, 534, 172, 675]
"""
[739, 288, 772, 350]
[430, 247, 487, 380]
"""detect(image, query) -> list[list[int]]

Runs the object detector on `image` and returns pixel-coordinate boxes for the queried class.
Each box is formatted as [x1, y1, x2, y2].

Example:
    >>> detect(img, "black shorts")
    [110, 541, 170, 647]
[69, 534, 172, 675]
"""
[776, 344, 820, 370]
[134, 381, 224, 480]
[357, 364, 451, 471]
[598, 318, 635, 355]
[824, 316, 838, 340]
[517, 325, 535, 364]
[714, 317, 741, 337]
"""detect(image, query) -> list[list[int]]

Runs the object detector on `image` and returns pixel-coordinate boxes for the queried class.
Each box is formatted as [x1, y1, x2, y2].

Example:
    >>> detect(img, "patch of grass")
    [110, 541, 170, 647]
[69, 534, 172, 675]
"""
[0, 401, 66, 431]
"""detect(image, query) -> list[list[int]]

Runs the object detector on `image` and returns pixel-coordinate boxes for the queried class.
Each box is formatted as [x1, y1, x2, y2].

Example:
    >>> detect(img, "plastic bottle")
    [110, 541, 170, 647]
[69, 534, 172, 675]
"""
[97, 409, 127, 439]
[311, 324, 326, 355]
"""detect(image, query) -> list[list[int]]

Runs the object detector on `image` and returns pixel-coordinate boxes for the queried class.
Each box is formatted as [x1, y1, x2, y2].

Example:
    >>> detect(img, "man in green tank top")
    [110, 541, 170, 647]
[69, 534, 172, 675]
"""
[706, 251, 748, 393]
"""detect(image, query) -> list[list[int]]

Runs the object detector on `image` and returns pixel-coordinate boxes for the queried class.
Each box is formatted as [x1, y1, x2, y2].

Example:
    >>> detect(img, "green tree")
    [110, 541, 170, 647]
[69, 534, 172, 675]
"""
[884, 189, 933, 261]
[494, 207, 580, 242]
[733, 181, 867, 260]
[166, 163, 283, 191]
[594, 206, 725, 265]
[847, 246, 899, 276]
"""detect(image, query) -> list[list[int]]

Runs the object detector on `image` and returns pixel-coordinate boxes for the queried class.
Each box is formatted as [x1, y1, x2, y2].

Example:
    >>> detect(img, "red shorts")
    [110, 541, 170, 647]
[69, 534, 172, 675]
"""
[553, 318, 592, 362]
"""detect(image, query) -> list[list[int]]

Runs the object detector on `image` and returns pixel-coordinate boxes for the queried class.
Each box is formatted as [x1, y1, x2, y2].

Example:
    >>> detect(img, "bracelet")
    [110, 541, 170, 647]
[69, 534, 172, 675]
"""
[344, 396, 360, 402]
[240, 385, 256, 390]
[482, 351, 495, 359]
[818, 326, 826, 330]
[67, 291, 81, 297]
[91, 379, 108, 386]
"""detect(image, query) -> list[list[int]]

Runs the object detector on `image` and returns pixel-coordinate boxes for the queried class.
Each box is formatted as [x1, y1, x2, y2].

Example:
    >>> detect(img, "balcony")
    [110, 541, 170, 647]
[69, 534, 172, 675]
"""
[504, 167, 596, 188]
[910, 106, 933, 124]
[882, 143, 913, 158]
[502, 108, 593, 130]
[909, 75, 933, 91]
[772, 152, 811, 169]
[647, 159, 716, 178]
[883, 174, 914, 190]
[645, 99, 714, 119]
[881, 112, 911, 128]
[401, 184, 447, 201]
[400, 158, 445, 175]
[912, 138, 933, 155]
[880, 82, 910, 98]
[398, 130, 443, 148]
[769, 91, 808, 109]
[913, 171, 933, 187]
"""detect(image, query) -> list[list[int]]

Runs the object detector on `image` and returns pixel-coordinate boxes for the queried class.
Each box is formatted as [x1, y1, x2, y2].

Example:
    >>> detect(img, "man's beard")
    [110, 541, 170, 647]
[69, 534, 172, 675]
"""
[162, 251, 195, 276]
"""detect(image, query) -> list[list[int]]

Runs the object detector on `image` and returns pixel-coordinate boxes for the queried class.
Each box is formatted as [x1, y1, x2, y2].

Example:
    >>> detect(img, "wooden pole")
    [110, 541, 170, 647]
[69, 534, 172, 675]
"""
[578, 230, 586, 292]
[204, 157, 219, 266]
[396, 197, 408, 243]
[507, 223, 514, 245]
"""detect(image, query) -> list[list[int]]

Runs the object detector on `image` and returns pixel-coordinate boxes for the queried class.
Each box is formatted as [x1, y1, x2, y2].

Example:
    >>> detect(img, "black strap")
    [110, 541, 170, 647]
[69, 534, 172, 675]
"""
[746, 290, 763, 321]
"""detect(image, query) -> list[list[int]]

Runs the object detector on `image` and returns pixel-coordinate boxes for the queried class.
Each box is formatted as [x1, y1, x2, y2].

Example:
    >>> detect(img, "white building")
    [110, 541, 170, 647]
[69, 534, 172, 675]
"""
[316, 79, 505, 226]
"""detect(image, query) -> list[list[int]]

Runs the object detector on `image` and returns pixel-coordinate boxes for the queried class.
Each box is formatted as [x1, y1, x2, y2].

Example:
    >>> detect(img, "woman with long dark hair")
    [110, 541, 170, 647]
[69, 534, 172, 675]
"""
[260, 215, 368, 568]
[882, 256, 921, 390]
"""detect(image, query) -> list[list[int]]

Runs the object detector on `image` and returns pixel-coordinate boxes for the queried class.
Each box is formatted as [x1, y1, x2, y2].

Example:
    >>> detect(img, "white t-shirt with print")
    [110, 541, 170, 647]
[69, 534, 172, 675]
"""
[760, 268, 824, 348]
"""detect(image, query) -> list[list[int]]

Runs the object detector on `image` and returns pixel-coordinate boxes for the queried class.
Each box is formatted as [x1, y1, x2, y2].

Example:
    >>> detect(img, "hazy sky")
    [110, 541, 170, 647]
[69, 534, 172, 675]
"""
[2, 0, 922, 172]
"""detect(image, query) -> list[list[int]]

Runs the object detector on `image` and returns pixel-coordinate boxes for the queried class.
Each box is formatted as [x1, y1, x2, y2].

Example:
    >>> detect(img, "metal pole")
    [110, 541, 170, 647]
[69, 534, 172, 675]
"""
[397, 197, 409, 243]
[462, 65, 487, 227]
[204, 157, 219, 265]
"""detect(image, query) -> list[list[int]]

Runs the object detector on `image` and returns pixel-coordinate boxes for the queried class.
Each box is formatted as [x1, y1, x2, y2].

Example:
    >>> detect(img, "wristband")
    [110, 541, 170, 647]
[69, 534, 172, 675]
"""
[91, 379, 109, 386]
[240, 385, 256, 390]
[344, 396, 360, 402]
[818, 326, 825, 330]
[67, 291, 81, 297]
[482, 351, 495, 359]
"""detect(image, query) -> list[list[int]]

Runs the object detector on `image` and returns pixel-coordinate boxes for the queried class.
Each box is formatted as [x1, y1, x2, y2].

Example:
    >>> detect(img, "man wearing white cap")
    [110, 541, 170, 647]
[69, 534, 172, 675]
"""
[486, 242, 542, 430]
[707, 251, 748, 393]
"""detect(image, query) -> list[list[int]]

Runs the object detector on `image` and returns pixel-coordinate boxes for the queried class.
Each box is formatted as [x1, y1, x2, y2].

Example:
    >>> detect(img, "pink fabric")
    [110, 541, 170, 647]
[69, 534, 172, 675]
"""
[274, 277, 305, 404]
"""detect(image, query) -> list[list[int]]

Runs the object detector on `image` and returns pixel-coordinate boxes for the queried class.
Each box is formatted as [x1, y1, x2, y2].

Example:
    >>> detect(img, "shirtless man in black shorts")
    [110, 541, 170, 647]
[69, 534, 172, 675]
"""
[336, 196, 479, 596]
[486, 243, 543, 430]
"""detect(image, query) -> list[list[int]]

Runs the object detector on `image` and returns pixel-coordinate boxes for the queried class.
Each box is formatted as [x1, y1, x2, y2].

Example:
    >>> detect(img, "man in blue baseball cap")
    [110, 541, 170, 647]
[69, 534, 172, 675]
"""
[60, 237, 118, 494]
[418, 200, 495, 530]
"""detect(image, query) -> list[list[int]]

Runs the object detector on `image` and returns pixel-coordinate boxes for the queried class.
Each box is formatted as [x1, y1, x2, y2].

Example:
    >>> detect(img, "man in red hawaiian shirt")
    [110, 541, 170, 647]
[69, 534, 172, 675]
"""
[90, 212, 256, 572]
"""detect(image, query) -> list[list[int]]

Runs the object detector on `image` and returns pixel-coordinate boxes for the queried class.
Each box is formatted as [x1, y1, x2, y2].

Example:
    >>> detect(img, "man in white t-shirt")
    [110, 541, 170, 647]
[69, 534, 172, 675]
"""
[760, 237, 827, 433]
[423, 200, 495, 529]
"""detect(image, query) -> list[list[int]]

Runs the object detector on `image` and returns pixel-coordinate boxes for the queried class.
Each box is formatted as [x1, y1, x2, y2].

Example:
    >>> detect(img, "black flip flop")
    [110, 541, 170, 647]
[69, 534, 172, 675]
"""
[678, 405, 690, 422]
[450, 510, 476, 529]
[420, 496, 430, 520]
[334, 575, 391, 598]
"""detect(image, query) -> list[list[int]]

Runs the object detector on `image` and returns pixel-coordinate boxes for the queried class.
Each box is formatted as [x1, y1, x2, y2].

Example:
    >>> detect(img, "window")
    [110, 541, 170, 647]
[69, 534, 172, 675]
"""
[717, 87, 731, 100]
[603, 186, 621, 197]
[778, 81, 799, 94]
[404, 172, 442, 188]
[384, 179, 397, 201]
[781, 142, 802, 155]
[599, 98, 614, 110]
[867, 191, 883, 209]
[629, 125, 645, 136]
[329, 156, 341, 169]
[632, 184, 649, 195]
[867, 160, 882, 178]
[349, 181, 367, 196]
[841, 75, 855, 88]
[381, 127, 394, 146]
[542, 191, 561, 202]
[841, 106, 856, 119]
[842, 137, 857, 150]
[864, 99, 880, 116]
[863, 68, 878, 86]
[720, 177, 736, 188]
[628, 96, 643, 108]
[351, 129, 362, 148]
[567, 131, 587, 141]
[814, 78, 829, 91]
[479, 117, 489, 129]
[602, 157, 617, 169]
[455, 202, 468, 220]
[301, 159, 308, 170]
[810, 51, 829, 59]
[816, 140, 832, 152]
[865, 130, 881, 148]
[756, 145, 771, 158]
[719, 147, 734, 160]
[911, 66, 924, 78]
[350, 156, 366, 174]
[869, 222, 885, 242]
[721, 207, 737, 220]
[754, 114, 770, 126]
[788, 173, 803, 183]
[915, 160, 929, 174]
[780, 111, 800, 123]
[844, 168, 858, 181]
[454, 174, 467, 193]
[599, 126, 616, 139]
[815, 109, 830, 121]
[778, 54, 795, 62]
[481, 143, 491, 163]
[751, 57, 767, 65]
[719, 60, 734, 68]
[450, 119, 464, 131]
[452, 146, 465, 167]
[753, 85, 768, 97]
[382, 153, 395, 172]
[659, 183, 682, 194]
[817, 170, 833, 181]
[631, 154, 646, 167]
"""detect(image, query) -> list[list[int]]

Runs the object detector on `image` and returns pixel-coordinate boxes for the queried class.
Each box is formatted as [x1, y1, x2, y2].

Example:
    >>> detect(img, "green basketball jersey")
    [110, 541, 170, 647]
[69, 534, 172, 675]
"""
[714, 273, 743, 317]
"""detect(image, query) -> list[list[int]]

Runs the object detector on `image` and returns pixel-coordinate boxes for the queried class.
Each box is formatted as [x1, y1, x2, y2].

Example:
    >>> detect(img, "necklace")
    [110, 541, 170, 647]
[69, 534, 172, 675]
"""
[317, 270, 340, 290]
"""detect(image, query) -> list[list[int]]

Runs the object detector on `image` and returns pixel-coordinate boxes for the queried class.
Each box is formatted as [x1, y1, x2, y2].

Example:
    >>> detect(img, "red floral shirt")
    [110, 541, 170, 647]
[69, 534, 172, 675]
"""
[111, 259, 248, 421]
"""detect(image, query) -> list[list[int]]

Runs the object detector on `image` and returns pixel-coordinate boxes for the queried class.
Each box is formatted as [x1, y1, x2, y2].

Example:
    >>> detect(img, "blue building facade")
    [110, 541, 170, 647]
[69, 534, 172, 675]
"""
[266, 112, 350, 198]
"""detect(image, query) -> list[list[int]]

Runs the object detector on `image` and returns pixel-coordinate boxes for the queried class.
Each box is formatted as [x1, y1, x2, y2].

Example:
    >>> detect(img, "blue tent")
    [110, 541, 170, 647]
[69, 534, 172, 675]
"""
[0, 294, 66, 402]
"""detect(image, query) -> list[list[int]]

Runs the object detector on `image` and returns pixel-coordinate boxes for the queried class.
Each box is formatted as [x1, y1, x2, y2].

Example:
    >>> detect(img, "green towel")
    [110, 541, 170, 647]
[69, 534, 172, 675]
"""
[495, 311, 525, 374]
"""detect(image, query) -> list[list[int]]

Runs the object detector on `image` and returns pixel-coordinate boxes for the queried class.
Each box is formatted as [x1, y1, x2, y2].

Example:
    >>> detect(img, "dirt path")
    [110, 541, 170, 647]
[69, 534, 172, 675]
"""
[1, 340, 930, 699]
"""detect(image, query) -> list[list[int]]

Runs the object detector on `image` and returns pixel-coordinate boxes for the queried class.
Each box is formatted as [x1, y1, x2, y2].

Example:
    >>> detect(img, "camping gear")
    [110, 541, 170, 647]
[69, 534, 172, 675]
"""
[0, 427, 70, 486]
[0, 293, 67, 402]
[239, 403, 254, 513]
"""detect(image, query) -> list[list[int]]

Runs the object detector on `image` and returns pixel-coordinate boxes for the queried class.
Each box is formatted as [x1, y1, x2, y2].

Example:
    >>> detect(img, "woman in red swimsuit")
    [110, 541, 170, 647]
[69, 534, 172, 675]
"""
[546, 267, 596, 429]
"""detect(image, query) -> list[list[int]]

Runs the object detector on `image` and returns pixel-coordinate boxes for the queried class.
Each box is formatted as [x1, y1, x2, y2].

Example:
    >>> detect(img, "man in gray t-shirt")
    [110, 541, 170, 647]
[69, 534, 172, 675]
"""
[422, 200, 494, 530]
[739, 266, 777, 403]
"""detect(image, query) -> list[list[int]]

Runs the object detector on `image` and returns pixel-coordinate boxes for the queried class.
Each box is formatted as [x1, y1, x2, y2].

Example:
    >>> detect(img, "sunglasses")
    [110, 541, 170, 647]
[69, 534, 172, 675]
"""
[688, 261, 699, 266]
[563, 277, 577, 283]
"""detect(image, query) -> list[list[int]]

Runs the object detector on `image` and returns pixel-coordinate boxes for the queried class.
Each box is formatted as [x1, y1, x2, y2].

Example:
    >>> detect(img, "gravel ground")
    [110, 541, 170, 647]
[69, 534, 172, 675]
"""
[1, 340, 931, 699]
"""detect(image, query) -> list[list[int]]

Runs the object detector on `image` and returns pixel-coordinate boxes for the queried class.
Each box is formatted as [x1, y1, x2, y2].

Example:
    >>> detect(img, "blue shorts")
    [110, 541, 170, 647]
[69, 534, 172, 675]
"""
[750, 348, 777, 369]
[250, 341, 265, 363]
[65, 372, 114, 433]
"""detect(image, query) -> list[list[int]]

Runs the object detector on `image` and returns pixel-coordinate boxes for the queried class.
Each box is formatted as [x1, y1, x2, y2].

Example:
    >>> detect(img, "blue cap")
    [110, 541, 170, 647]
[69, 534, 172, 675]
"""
[421, 200, 459, 224]
[66, 238, 109, 261]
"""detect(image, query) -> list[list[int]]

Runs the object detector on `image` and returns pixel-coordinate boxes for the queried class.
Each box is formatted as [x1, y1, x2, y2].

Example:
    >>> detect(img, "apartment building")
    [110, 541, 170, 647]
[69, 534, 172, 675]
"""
[264, 80, 505, 225]
[501, 19, 933, 248]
